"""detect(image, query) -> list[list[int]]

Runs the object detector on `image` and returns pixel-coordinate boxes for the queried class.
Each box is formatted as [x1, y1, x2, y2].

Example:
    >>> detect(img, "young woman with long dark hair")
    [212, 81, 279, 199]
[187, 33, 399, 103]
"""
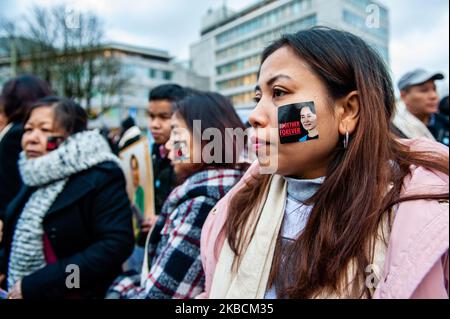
[108, 92, 248, 299]
[200, 28, 449, 299]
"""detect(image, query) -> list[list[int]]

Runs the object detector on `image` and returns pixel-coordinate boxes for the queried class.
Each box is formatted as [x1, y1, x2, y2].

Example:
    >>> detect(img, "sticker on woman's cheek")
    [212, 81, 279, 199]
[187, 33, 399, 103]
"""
[278, 101, 319, 144]
[173, 140, 190, 162]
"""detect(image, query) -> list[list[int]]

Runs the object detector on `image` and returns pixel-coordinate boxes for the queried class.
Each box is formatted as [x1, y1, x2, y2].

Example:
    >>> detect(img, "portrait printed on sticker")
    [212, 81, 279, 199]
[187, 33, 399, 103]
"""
[278, 101, 319, 144]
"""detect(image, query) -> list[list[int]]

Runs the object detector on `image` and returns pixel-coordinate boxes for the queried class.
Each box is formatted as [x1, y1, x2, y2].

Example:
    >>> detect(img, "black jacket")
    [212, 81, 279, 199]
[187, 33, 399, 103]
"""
[0, 122, 24, 217]
[428, 113, 449, 146]
[151, 143, 176, 216]
[0, 161, 134, 299]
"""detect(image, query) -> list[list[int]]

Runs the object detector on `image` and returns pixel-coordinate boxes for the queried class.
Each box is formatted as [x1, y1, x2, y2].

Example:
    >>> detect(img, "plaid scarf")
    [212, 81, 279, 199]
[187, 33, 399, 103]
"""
[107, 167, 244, 299]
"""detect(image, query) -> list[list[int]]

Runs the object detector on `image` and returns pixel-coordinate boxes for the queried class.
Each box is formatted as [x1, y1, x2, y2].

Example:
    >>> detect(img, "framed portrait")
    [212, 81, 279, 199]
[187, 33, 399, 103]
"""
[119, 136, 156, 227]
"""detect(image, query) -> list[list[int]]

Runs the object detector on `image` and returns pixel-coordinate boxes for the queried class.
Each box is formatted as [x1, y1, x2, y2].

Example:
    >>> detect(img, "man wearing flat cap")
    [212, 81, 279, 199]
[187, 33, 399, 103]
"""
[392, 69, 448, 145]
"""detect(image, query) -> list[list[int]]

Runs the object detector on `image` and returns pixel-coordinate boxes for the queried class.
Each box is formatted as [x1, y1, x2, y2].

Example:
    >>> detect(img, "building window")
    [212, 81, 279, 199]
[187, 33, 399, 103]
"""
[215, 14, 317, 61]
[342, 9, 388, 40]
[216, 54, 260, 75]
[216, 0, 311, 46]
[346, 0, 388, 21]
[229, 91, 255, 106]
[148, 68, 157, 79]
[163, 71, 172, 80]
[217, 73, 258, 90]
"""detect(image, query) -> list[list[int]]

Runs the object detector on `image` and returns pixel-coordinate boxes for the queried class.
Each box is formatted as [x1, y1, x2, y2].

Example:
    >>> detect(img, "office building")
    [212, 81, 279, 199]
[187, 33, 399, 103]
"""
[190, 0, 389, 114]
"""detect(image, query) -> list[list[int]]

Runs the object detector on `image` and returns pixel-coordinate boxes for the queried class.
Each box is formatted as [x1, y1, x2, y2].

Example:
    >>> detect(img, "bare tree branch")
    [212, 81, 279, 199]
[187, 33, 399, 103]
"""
[0, 4, 130, 119]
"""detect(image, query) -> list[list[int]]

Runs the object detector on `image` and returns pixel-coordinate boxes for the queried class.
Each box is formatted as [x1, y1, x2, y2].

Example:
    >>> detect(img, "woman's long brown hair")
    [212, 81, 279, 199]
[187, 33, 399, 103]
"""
[226, 28, 449, 299]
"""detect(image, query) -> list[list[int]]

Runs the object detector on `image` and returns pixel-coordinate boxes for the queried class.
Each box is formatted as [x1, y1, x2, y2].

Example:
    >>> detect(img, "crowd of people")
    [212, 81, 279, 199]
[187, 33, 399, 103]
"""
[0, 27, 448, 299]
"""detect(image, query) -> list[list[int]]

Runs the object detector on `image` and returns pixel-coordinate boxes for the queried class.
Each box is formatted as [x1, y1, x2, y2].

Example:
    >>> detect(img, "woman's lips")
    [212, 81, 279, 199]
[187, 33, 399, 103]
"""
[251, 136, 271, 152]
[25, 150, 42, 158]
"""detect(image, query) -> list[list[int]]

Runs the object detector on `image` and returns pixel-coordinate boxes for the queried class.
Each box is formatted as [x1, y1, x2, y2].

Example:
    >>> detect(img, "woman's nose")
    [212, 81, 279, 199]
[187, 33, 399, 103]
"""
[249, 103, 269, 129]
[24, 130, 40, 144]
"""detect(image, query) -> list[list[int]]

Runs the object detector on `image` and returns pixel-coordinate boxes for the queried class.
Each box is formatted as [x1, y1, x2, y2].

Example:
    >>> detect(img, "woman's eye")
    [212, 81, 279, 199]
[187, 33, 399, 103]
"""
[273, 88, 287, 98]
[253, 96, 261, 103]
[172, 129, 181, 137]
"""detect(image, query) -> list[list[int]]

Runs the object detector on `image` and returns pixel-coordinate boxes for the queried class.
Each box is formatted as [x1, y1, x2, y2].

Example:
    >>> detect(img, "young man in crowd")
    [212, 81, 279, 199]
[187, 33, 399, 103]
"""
[123, 84, 191, 273]
[139, 84, 191, 240]
[393, 68, 448, 144]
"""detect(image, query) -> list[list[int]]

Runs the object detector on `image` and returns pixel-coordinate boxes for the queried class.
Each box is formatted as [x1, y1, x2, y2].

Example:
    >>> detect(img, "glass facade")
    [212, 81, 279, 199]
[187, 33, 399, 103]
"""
[206, 0, 389, 107]
[216, 0, 313, 45]
[229, 91, 256, 106]
[217, 72, 258, 90]
[217, 54, 260, 75]
[342, 9, 388, 40]
[216, 14, 317, 61]
[215, 13, 317, 106]
[346, 0, 389, 21]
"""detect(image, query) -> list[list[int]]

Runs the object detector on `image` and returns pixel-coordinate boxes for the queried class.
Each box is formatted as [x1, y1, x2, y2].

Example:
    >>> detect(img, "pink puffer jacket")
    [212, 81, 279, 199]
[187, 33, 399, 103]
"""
[199, 138, 449, 299]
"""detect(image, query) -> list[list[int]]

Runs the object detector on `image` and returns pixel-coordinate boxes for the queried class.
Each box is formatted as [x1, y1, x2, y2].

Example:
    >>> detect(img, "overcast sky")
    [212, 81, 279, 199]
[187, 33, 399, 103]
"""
[1, 0, 449, 96]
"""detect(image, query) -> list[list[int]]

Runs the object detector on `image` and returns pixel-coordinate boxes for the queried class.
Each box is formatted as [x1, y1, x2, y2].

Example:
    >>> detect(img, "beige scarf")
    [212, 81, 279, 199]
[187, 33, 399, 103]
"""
[209, 174, 390, 299]
[210, 174, 287, 299]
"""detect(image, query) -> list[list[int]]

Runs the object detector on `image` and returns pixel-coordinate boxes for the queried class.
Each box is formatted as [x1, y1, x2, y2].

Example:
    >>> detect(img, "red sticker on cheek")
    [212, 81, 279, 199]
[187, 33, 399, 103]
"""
[46, 136, 65, 151]
[278, 101, 319, 144]
[173, 140, 190, 162]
